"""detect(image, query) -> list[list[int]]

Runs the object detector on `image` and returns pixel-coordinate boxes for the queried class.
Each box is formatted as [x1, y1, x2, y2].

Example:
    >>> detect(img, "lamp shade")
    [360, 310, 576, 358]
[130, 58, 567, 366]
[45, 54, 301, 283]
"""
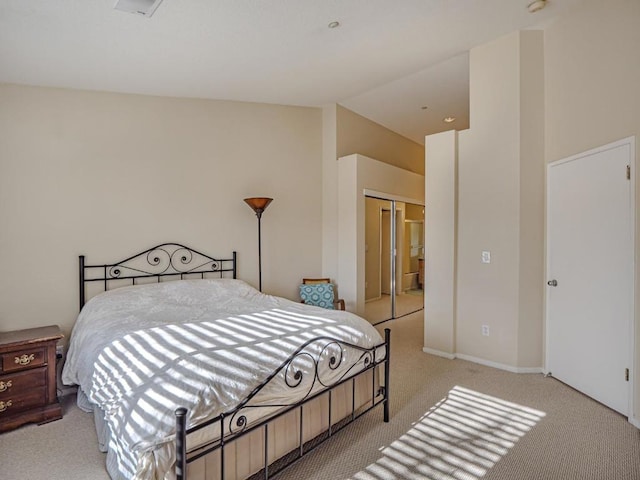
[244, 197, 273, 215]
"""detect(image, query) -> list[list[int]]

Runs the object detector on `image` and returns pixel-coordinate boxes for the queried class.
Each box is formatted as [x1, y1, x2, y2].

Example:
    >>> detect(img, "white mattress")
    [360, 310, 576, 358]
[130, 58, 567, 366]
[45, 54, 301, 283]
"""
[62, 279, 383, 480]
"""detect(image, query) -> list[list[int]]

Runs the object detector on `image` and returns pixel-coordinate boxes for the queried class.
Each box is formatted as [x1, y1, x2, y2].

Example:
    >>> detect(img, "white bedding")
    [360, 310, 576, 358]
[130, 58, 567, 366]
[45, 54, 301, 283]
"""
[62, 279, 383, 480]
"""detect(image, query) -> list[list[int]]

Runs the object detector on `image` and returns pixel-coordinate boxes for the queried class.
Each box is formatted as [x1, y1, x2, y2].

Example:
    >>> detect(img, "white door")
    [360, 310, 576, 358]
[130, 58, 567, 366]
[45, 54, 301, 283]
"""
[546, 138, 634, 416]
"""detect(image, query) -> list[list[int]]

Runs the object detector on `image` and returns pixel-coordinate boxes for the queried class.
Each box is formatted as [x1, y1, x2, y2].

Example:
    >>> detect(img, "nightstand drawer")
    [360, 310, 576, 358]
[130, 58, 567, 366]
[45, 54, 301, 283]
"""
[0, 386, 47, 417]
[0, 348, 46, 373]
[0, 325, 63, 431]
[0, 367, 47, 397]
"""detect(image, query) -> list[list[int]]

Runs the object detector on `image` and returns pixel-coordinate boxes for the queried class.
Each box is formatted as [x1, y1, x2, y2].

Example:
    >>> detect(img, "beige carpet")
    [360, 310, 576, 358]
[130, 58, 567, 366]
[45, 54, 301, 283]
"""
[1, 311, 639, 480]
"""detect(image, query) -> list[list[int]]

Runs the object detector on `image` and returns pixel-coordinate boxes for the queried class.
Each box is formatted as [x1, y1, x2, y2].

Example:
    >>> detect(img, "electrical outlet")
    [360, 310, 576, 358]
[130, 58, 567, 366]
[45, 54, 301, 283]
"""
[481, 251, 491, 264]
[56, 343, 64, 359]
[481, 325, 490, 336]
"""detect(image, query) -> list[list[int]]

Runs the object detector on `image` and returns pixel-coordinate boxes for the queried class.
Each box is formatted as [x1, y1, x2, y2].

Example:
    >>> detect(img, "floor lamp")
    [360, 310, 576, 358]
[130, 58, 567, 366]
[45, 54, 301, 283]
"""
[244, 197, 273, 292]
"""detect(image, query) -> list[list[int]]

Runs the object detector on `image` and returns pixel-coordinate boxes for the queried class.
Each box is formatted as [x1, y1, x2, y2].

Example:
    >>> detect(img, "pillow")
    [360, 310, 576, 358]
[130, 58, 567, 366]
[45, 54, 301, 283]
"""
[299, 283, 335, 309]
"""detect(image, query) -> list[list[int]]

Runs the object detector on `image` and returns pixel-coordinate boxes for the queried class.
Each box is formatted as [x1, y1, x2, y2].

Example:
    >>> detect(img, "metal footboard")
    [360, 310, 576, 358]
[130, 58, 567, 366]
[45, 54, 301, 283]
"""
[176, 328, 390, 480]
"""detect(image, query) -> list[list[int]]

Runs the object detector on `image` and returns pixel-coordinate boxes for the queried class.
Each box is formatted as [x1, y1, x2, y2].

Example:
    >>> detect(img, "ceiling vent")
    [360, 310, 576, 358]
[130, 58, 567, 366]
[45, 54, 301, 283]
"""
[114, 0, 165, 17]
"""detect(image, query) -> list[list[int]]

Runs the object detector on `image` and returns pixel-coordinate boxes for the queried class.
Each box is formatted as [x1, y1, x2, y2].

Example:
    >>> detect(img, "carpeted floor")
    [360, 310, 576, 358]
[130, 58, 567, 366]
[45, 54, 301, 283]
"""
[1, 311, 639, 480]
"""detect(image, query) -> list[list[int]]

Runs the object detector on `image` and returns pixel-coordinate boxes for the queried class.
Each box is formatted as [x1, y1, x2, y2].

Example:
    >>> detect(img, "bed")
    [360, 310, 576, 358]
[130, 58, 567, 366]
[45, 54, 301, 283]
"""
[61, 243, 390, 480]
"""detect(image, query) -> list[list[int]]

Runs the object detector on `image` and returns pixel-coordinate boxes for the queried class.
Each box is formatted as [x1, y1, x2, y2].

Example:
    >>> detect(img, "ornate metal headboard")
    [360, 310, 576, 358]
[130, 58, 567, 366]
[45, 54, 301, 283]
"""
[79, 243, 237, 311]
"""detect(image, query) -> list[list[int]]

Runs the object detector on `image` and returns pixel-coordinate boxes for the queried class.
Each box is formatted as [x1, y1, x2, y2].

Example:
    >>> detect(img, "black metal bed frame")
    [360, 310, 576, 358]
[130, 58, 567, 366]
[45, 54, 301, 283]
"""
[78, 242, 237, 310]
[175, 328, 390, 480]
[77, 243, 390, 480]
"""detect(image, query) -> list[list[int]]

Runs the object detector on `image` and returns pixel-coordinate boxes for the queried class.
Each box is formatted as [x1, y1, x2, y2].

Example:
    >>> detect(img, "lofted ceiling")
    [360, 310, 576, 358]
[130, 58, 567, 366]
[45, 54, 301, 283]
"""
[0, 0, 584, 145]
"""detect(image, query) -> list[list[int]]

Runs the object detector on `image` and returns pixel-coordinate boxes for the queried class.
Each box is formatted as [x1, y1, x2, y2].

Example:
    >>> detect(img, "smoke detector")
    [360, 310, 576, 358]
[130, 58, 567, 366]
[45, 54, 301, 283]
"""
[114, 0, 165, 17]
[527, 0, 547, 13]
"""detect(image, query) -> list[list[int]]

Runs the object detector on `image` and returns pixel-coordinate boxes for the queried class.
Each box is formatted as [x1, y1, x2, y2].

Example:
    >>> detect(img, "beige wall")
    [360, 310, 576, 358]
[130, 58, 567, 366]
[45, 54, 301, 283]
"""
[544, 0, 640, 424]
[456, 30, 544, 370]
[0, 84, 323, 340]
[457, 34, 521, 367]
[323, 104, 425, 284]
[518, 31, 545, 368]
[424, 130, 458, 358]
[336, 105, 424, 175]
[321, 104, 340, 282]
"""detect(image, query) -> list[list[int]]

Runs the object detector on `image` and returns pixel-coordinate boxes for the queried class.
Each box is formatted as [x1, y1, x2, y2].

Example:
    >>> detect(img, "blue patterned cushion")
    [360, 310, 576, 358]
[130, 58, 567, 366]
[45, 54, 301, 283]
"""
[299, 283, 335, 309]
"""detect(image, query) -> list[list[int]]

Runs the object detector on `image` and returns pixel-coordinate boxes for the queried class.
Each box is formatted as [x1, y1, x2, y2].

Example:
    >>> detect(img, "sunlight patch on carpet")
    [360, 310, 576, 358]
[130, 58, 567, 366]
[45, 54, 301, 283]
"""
[352, 386, 546, 480]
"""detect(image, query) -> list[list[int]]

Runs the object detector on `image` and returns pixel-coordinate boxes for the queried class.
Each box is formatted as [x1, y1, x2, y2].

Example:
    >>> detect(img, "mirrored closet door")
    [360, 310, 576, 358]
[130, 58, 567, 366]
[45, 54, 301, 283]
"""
[364, 195, 424, 324]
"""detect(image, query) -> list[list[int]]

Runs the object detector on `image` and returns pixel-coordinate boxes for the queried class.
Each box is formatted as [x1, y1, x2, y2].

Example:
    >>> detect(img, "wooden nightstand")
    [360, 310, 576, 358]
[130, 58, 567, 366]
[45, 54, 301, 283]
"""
[0, 325, 63, 433]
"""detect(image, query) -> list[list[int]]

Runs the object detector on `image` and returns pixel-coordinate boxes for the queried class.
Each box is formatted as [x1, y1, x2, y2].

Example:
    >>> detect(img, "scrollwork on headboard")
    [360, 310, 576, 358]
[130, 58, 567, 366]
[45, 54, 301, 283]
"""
[79, 243, 236, 311]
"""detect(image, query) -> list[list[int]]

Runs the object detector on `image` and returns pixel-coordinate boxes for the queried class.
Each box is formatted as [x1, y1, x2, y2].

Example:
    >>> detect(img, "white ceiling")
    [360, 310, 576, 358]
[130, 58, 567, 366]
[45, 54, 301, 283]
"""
[0, 0, 584, 145]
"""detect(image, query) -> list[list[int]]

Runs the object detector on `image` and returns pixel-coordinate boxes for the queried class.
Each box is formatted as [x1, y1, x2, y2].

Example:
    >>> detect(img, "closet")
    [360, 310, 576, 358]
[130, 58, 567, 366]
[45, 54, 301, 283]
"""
[364, 195, 424, 324]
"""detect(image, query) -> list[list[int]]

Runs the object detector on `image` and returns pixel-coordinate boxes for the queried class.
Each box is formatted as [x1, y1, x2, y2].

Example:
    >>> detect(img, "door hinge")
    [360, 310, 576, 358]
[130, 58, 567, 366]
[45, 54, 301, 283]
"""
[625, 368, 630, 381]
[627, 165, 631, 180]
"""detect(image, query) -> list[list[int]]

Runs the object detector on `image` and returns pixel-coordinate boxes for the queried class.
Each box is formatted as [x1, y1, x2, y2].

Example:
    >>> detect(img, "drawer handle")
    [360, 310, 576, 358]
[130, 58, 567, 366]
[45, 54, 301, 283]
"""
[14, 353, 35, 366]
[0, 400, 12, 413]
[0, 380, 12, 392]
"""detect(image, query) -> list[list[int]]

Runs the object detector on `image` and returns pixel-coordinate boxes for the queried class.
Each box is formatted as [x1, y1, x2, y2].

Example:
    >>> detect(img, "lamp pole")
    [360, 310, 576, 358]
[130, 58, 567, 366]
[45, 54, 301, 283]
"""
[255, 208, 264, 292]
[244, 197, 273, 292]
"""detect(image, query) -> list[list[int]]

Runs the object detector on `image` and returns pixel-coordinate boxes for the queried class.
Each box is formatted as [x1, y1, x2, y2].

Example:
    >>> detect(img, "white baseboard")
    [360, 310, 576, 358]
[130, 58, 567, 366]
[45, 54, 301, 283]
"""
[629, 415, 640, 429]
[422, 347, 542, 374]
[455, 353, 542, 374]
[422, 347, 456, 360]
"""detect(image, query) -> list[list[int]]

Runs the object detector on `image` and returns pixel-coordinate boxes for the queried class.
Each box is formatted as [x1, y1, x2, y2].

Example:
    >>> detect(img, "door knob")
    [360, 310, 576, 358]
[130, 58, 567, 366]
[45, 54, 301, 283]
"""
[547, 279, 558, 287]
